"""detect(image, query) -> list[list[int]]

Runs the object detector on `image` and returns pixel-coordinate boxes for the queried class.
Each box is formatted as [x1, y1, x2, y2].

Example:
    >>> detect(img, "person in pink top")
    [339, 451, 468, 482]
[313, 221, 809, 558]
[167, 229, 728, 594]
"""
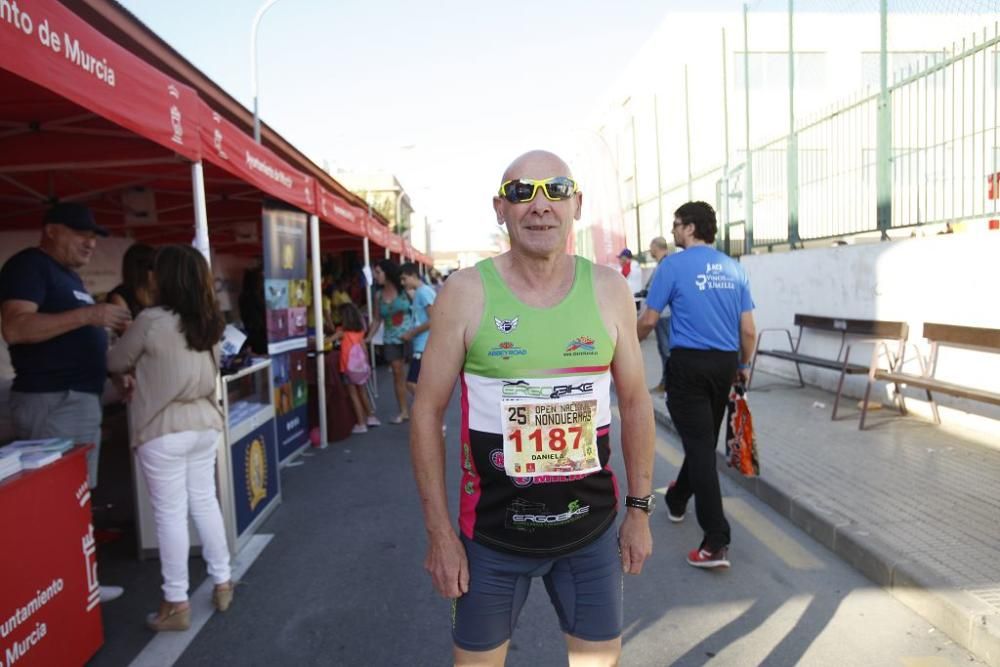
[332, 302, 380, 434]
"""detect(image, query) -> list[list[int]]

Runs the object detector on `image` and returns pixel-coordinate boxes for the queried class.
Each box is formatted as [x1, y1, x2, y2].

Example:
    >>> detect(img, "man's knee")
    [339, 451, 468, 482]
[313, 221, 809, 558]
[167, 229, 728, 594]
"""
[565, 634, 621, 667]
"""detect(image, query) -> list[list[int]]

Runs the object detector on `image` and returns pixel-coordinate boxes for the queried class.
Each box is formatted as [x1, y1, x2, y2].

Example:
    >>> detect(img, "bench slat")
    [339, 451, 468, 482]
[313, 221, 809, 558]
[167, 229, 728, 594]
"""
[794, 314, 908, 338]
[874, 371, 1000, 406]
[757, 349, 869, 373]
[923, 322, 1000, 351]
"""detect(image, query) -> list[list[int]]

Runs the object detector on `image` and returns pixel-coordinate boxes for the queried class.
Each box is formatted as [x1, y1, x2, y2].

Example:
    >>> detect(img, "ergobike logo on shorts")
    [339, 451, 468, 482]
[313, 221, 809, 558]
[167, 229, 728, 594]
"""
[505, 498, 590, 531]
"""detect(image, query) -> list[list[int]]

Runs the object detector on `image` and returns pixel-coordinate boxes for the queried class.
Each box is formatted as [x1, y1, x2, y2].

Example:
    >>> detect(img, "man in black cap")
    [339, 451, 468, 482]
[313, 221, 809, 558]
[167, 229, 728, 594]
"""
[1, 203, 131, 478]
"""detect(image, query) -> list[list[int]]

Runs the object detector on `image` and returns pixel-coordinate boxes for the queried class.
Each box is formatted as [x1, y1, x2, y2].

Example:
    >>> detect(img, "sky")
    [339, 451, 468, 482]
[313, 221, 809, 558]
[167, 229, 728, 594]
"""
[117, 0, 729, 252]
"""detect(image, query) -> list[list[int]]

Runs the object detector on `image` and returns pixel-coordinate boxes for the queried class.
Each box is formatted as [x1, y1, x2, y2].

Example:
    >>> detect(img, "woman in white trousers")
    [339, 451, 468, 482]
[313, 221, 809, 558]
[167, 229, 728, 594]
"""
[109, 244, 233, 631]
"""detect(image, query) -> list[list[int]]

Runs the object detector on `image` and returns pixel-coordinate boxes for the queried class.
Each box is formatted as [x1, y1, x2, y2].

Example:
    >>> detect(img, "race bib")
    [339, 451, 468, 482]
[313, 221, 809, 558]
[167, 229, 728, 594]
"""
[501, 396, 600, 478]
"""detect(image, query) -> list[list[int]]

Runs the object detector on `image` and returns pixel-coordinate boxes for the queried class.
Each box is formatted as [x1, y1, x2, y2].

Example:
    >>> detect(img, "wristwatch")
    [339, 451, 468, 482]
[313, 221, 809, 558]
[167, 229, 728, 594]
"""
[625, 494, 656, 514]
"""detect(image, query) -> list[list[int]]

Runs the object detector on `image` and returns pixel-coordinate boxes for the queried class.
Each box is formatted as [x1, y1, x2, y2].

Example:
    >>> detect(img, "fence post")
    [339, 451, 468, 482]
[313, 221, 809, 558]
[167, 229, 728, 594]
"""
[787, 0, 800, 248]
[654, 94, 664, 238]
[743, 3, 754, 253]
[630, 113, 641, 252]
[876, 0, 892, 239]
[722, 27, 732, 253]
[685, 64, 694, 202]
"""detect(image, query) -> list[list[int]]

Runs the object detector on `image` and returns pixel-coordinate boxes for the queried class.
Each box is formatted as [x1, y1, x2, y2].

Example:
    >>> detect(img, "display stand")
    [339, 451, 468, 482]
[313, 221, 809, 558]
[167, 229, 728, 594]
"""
[0, 447, 104, 666]
[217, 358, 282, 554]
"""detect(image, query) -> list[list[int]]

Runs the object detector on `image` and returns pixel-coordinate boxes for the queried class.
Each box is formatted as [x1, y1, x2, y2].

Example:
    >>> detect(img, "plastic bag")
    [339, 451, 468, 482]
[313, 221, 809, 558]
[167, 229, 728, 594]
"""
[725, 382, 759, 477]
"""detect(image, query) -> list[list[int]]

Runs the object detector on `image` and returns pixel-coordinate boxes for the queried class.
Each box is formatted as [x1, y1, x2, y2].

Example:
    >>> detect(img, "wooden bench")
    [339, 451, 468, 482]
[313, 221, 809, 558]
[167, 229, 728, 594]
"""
[749, 314, 909, 420]
[860, 323, 1000, 429]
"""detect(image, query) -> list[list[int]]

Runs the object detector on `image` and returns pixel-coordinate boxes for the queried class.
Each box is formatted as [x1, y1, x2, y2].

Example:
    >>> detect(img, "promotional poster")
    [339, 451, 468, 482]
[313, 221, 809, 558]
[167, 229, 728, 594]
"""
[262, 205, 310, 462]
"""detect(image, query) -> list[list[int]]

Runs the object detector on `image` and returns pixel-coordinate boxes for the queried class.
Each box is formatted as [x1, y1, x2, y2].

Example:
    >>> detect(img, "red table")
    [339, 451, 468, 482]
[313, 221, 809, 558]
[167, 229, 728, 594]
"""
[0, 446, 104, 666]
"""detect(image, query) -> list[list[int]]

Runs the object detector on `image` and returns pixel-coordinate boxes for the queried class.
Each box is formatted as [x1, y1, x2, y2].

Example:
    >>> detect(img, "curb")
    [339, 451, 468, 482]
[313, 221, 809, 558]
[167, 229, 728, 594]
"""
[651, 403, 1000, 667]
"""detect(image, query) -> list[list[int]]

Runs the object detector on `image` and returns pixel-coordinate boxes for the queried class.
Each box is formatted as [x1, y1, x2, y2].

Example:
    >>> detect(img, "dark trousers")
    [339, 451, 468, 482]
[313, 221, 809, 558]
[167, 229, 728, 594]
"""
[664, 348, 738, 552]
[654, 316, 671, 387]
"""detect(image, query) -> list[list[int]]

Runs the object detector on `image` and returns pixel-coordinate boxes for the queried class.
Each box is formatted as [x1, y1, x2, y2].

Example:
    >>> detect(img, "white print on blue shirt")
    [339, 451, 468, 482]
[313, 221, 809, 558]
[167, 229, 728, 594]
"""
[73, 290, 95, 304]
[694, 263, 737, 291]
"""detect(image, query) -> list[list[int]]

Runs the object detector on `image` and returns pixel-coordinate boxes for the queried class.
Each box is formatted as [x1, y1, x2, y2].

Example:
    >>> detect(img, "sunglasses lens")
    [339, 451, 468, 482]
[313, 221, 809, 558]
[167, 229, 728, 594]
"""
[544, 177, 575, 200]
[504, 180, 536, 203]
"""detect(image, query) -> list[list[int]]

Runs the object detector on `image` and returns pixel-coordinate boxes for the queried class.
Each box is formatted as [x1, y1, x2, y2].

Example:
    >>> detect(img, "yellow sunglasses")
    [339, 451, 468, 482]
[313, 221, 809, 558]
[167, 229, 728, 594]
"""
[498, 176, 579, 203]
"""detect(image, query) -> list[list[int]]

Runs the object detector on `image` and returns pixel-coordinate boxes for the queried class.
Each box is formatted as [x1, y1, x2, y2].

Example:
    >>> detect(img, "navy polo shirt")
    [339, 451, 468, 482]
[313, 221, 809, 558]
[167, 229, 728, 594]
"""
[0, 248, 108, 394]
[645, 245, 754, 352]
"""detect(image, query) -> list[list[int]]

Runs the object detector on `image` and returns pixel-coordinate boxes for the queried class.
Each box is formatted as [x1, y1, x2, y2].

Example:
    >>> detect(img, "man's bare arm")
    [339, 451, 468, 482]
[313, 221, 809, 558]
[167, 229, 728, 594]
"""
[1, 300, 129, 345]
[636, 306, 660, 342]
[410, 269, 481, 597]
[595, 266, 655, 574]
[738, 310, 757, 383]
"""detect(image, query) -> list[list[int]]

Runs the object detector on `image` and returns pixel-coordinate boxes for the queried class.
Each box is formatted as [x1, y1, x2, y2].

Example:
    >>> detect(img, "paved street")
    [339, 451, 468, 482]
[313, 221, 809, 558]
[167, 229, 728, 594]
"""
[90, 356, 984, 666]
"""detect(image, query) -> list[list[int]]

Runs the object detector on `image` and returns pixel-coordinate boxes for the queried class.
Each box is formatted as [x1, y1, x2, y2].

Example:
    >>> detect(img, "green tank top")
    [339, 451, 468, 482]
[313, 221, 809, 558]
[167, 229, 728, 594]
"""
[458, 256, 619, 556]
[465, 256, 614, 377]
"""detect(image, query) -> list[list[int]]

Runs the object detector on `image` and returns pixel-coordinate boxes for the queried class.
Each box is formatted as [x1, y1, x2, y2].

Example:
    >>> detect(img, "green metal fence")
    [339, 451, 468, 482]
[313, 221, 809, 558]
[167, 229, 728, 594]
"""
[621, 6, 1000, 258]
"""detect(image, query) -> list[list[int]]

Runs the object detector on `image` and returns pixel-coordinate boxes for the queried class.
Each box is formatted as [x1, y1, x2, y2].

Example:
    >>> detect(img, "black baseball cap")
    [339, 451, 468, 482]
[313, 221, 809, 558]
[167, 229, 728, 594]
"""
[43, 202, 109, 237]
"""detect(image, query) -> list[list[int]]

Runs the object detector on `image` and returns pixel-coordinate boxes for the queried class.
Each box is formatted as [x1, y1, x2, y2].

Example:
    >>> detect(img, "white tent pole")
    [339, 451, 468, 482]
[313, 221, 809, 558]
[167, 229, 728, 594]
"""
[191, 161, 211, 266]
[309, 213, 328, 449]
[363, 236, 378, 397]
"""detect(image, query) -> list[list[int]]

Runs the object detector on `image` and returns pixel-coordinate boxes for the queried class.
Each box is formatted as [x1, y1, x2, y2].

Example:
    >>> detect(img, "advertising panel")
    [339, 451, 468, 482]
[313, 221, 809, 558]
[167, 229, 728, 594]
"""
[262, 205, 310, 461]
[229, 422, 280, 536]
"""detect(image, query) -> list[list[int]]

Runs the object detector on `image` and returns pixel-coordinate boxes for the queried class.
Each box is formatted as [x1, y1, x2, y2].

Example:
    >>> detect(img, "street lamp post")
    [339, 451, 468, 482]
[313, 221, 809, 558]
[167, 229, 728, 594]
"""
[251, 0, 283, 144]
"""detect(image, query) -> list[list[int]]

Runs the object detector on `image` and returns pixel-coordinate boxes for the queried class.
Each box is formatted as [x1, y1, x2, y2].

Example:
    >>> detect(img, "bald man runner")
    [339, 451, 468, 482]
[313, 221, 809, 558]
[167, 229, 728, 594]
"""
[410, 150, 655, 666]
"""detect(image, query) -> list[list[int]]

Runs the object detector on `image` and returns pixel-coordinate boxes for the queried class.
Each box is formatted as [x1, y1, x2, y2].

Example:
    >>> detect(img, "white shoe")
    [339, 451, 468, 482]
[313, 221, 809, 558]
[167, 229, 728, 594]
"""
[366, 416, 382, 427]
[351, 424, 368, 434]
[99, 585, 124, 603]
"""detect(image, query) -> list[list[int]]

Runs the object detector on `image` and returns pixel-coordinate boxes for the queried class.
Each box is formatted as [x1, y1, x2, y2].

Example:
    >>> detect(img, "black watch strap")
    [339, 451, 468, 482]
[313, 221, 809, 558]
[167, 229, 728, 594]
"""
[625, 494, 655, 514]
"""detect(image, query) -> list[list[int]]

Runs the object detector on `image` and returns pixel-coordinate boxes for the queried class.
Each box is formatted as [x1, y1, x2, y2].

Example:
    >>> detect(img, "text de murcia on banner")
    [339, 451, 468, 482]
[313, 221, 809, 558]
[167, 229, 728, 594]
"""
[1, 2, 117, 86]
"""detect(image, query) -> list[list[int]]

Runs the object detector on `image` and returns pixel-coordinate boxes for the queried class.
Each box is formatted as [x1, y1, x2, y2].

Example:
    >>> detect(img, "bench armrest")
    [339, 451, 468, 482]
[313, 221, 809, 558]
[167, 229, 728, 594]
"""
[844, 338, 900, 374]
[753, 328, 797, 355]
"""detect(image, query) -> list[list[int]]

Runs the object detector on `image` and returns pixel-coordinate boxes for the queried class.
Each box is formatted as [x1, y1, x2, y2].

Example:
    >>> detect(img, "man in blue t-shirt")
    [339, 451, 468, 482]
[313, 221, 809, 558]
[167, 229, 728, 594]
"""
[0, 203, 131, 490]
[400, 262, 436, 393]
[637, 201, 756, 570]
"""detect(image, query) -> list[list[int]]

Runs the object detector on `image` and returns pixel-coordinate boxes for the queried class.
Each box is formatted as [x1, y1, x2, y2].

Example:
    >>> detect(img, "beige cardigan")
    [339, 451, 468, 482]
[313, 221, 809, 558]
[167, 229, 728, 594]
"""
[108, 307, 223, 447]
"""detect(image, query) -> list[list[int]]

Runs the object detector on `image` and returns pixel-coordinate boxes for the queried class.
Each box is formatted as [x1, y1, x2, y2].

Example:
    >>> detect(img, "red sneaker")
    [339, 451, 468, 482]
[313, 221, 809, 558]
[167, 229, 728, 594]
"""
[686, 546, 730, 569]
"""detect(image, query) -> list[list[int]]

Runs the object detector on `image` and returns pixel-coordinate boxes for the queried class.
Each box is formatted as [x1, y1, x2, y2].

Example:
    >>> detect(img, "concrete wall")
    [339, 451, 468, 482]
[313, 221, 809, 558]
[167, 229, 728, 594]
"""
[743, 232, 1000, 433]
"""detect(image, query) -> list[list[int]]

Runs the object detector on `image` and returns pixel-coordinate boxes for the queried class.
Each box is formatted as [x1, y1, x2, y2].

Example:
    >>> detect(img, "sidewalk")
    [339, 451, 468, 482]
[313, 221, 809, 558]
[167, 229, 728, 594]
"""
[641, 338, 1000, 666]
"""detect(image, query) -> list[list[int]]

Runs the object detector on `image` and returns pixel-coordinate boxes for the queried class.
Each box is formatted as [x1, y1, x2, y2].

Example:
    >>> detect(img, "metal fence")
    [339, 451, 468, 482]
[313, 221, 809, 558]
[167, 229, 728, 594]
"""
[726, 18, 1000, 254]
[621, 8, 1000, 258]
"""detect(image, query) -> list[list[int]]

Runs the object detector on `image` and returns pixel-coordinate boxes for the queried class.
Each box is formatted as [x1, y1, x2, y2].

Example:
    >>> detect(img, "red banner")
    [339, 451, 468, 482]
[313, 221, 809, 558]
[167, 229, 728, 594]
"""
[387, 233, 404, 255]
[0, 447, 104, 666]
[316, 187, 366, 237]
[365, 217, 389, 247]
[199, 100, 315, 213]
[0, 0, 200, 160]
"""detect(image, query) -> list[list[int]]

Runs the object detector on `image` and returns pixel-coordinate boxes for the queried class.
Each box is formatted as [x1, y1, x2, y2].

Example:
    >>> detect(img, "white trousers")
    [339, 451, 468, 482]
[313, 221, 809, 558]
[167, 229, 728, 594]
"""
[136, 429, 231, 602]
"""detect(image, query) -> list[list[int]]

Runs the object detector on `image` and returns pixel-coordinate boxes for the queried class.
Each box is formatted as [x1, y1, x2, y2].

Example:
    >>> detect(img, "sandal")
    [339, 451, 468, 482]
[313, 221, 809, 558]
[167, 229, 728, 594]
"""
[213, 582, 234, 612]
[146, 601, 191, 632]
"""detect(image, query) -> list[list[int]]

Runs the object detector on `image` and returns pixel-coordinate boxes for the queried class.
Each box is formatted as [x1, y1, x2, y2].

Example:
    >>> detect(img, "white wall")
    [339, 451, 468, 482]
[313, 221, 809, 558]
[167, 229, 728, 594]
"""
[743, 232, 1000, 431]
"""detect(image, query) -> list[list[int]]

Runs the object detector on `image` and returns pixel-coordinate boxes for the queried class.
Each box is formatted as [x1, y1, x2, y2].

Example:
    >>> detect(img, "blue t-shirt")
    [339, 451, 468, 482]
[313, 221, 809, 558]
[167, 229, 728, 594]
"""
[410, 284, 436, 354]
[645, 245, 754, 352]
[0, 248, 108, 394]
